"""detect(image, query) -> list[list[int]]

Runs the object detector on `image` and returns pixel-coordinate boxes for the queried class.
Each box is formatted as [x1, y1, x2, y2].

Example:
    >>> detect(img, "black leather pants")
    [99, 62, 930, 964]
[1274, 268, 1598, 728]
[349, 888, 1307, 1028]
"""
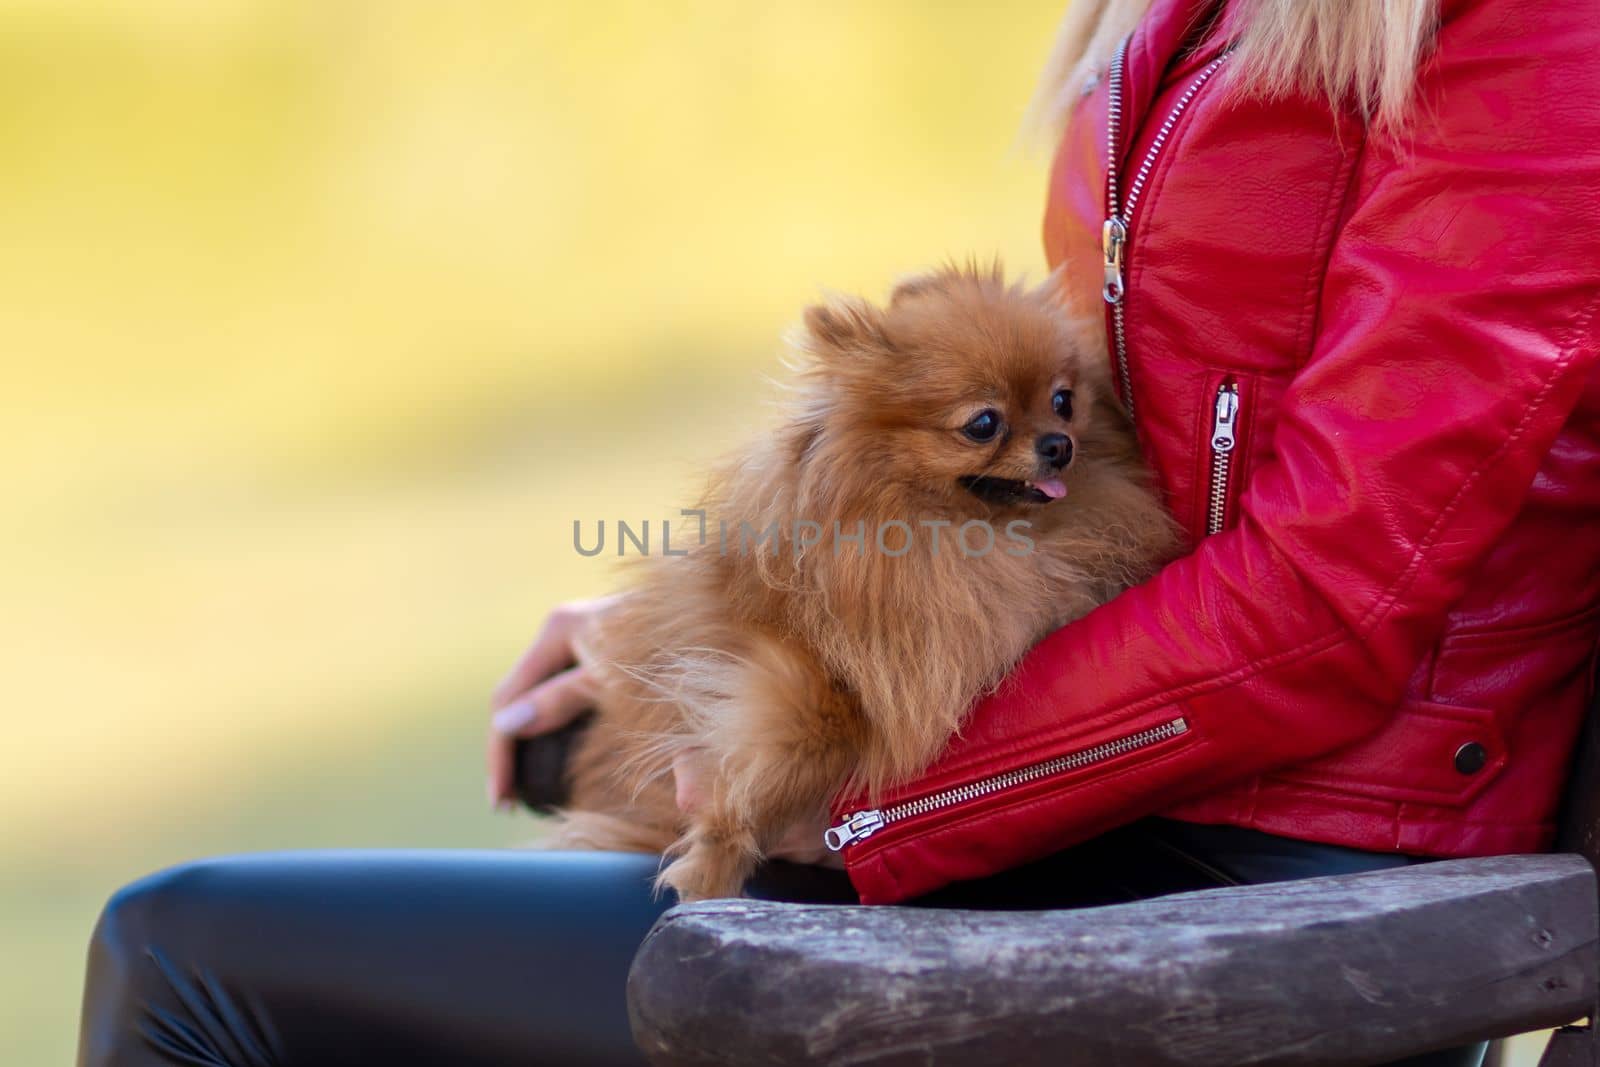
[79, 820, 1488, 1067]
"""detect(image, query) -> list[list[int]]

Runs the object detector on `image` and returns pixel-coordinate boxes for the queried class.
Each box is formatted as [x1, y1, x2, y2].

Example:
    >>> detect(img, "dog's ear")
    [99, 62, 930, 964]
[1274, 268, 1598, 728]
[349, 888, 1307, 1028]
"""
[890, 260, 1004, 307]
[802, 295, 892, 358]
[886, 271, 945, 307]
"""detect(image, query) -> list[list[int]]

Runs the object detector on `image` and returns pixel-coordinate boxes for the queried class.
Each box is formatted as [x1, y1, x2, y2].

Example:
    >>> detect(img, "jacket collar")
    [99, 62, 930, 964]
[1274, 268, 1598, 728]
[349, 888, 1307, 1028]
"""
[1116, 0, 1229, 160]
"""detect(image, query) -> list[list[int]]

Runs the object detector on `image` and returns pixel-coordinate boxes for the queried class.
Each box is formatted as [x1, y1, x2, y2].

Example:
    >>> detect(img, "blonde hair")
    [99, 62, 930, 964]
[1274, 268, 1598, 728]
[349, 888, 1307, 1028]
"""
[1026, 0, 1439, 136]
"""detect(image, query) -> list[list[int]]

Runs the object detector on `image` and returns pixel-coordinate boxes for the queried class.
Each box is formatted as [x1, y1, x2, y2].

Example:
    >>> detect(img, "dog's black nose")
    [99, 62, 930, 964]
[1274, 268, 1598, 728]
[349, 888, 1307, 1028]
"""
[1035, 433, 1074, 469]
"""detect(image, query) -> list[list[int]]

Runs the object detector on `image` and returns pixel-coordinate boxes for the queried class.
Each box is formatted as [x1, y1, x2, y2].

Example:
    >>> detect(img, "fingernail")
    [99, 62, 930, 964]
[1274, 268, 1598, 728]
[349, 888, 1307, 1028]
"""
[491, 702, 535, 735]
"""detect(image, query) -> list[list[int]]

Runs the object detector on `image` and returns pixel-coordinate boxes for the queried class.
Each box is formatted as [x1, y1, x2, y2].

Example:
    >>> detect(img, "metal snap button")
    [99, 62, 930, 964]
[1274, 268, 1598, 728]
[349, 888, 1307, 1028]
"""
[1454, 741, 1488, 775]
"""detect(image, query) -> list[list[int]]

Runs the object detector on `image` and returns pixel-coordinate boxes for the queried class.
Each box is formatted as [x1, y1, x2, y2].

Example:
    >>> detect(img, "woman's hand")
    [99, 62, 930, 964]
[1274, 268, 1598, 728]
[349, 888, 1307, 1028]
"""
[670, 752, 844, 869]
[489, 596, 842, 868]
[486, 595, 620, 809]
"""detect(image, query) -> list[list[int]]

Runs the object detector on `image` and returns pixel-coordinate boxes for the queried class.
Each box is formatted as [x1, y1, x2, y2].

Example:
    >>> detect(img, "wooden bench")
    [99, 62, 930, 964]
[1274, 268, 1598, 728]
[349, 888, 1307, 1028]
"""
[625, 685, 1600, 1066]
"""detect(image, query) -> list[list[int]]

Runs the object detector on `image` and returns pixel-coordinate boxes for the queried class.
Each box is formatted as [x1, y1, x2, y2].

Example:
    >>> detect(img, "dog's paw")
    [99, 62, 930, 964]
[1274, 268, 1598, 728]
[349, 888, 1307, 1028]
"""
[656, 842, 750, 902]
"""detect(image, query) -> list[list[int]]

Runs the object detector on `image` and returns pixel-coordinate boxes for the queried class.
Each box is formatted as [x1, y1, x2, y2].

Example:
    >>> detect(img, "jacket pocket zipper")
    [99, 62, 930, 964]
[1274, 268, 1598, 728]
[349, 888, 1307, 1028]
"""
[823, 716, 1190, 852]
[1102, 39, 1235, 422]
[1207, 381, 1240, 535]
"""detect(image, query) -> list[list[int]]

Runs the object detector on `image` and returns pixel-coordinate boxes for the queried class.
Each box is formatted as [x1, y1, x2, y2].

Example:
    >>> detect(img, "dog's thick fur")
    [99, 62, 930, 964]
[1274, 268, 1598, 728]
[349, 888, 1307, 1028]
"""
[553, 264, 1182, 900]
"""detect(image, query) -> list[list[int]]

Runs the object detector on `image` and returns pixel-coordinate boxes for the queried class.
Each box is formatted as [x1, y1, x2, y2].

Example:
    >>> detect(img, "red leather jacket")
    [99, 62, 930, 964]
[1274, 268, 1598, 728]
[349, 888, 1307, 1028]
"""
[828, 0, 1600, 904]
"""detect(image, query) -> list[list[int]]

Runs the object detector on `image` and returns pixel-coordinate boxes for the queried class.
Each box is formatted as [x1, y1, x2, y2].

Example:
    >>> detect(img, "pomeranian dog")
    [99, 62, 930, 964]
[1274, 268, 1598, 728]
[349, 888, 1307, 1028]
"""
[552, 263, 1182, 900]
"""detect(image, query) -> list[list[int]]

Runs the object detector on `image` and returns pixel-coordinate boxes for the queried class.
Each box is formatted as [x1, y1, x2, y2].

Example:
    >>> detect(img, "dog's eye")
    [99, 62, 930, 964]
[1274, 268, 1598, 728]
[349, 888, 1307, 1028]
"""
[962, 409, 1002, 442]
[1052, 389, 1074, 420]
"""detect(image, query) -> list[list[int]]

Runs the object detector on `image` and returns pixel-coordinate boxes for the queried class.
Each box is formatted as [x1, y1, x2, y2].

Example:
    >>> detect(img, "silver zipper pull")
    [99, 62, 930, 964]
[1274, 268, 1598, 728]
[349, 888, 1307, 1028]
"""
[823, 810, 885, 852]
[1101, 215, 1127, 304]
[1211, 383, 1239, 452]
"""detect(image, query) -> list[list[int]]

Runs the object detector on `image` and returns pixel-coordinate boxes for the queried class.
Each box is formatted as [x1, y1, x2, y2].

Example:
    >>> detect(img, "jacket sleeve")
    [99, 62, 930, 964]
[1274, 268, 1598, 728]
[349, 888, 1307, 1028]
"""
[836, 0, 1600, 904]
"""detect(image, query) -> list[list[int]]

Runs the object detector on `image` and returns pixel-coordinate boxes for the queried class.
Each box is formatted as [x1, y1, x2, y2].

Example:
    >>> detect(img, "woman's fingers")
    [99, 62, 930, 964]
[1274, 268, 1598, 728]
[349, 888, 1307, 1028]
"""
[493, 666, 596, 738]
[491, 605, 583, 710]
[487, 595, 620, 807]
[670, 753, 841, 868]
[486, 665, 597, 807]
[671, 751, 705, 815]
[487, 730, 518, 809]
[768, 812, 845, 869]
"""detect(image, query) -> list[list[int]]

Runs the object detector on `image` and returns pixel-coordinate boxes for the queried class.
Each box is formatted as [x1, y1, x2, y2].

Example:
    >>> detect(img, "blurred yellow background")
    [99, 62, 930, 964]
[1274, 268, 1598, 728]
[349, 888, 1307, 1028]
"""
[0, 4, 1559, 1065]
[0, 1, 1061, 1060]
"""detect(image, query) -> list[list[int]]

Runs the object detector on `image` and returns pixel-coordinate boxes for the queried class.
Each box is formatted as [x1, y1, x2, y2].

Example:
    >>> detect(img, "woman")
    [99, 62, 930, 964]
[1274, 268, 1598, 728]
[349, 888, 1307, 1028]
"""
[81, 0, 1600, 1064]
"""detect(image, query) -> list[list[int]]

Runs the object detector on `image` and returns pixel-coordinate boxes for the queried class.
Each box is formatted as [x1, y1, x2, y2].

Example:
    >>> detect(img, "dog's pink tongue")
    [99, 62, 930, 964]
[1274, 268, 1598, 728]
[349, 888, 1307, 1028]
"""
[1032, 478, 1068, 500]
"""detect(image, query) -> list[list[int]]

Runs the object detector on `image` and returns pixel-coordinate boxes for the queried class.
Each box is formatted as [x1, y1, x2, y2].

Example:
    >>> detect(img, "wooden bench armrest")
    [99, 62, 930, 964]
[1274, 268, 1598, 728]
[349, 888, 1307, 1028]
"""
[628, 854, 1597, 1067]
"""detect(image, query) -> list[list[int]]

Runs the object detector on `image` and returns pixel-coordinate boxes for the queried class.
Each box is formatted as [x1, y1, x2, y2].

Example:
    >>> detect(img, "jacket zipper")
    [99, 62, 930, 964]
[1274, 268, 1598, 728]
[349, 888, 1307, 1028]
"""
[824, 716, 1189, 852]
[1102, 40, 1235, 421]
[1207, 381, 1239, 535]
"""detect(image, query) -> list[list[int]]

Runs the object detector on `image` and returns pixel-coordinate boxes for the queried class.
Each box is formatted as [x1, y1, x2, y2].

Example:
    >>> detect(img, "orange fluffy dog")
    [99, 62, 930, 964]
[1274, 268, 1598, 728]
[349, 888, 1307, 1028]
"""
[553, 264, 1181, 900]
